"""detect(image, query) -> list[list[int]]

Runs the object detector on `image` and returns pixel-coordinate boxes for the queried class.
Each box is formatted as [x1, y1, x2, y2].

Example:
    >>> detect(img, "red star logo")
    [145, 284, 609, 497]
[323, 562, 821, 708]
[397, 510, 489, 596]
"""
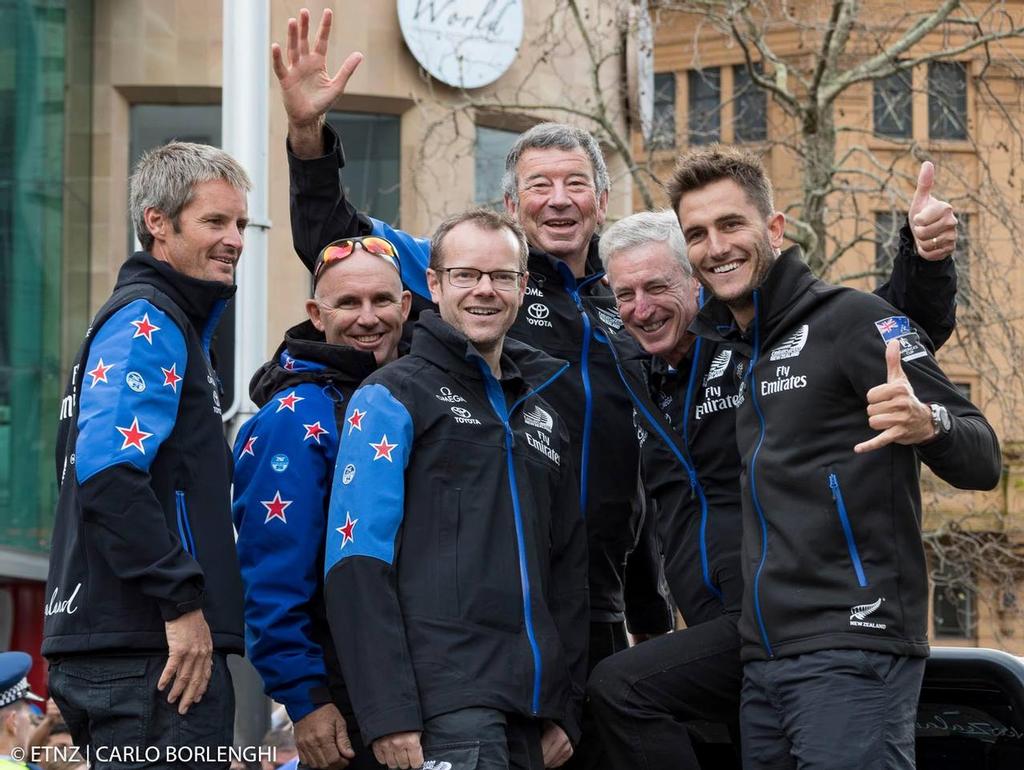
[87, 358, 115, 388]
[336, 512, 358, 548]
[116, 417, 154, 454]
[276, 390, 305, 413]
[241, 435, 258, 457]
[161, 363, 182, 392]
[130, 313, 161, 344]
[284, 356, 296, 371]
[303, 421, 329, 443]
[370, 434, 398, 462]
[347, 408, 366, 435]
[260, 491, 292, 524]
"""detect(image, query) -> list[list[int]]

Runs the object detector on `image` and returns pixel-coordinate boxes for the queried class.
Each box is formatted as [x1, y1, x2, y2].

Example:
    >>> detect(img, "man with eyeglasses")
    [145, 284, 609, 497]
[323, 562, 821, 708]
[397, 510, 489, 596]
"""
[322, 208, 588, 770]
[233, 236, 411, 770]
[276, 17, 672, 767]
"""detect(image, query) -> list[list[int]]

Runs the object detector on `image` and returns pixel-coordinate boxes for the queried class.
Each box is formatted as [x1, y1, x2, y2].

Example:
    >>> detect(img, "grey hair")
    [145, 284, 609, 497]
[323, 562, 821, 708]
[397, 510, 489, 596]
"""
[129, 141, 252, 251]
[598, 209, 690, 275]
[501, 122, 610, 205]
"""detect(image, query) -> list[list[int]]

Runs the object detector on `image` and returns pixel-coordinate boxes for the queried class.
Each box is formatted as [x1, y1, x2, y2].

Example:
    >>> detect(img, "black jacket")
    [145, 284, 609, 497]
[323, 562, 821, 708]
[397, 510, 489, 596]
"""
[616, 232, 959, 630]
[44, 253, 244, 656]
[323, 312, 589, 744]
[691, 247, 1000, 662]
[233, 321, 377, 722]
[289, 125, 672, 634]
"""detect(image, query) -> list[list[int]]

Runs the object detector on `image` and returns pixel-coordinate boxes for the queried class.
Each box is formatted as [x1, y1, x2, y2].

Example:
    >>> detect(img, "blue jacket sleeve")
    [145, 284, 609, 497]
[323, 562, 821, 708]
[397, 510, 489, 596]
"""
[324, 383, 421, 743]
[74, 299, 204, 620]
[232, 386, 337, 721]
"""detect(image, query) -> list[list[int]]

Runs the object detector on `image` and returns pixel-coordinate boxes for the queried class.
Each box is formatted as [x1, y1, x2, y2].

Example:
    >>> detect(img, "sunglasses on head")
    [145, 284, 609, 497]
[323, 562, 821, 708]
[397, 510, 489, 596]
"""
[314, 236, 402, 284]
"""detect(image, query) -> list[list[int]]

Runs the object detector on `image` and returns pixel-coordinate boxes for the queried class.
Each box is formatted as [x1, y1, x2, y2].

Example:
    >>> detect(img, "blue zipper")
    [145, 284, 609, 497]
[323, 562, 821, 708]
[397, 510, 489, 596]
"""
[746, 292, 774, 657]
[477, 357, 570, 715]
[680, 336, 723, 603]
[556, 263, 603, 515]
[828, 472, 869, 587]
[175, 490, 196, 556]
[201, 298, 228, 356]
[601, 329, 723, 605]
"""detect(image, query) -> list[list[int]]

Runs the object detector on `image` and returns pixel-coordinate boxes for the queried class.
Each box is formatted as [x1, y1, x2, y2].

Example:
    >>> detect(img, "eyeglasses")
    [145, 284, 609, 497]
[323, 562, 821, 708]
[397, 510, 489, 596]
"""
[314, 236, 402, 284]
[440, 267, 524, 291]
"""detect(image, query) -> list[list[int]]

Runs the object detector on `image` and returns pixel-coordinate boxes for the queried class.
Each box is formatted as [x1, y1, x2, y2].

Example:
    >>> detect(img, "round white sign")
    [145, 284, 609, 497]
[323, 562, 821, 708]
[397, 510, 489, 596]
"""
[397, 0, 524, 89]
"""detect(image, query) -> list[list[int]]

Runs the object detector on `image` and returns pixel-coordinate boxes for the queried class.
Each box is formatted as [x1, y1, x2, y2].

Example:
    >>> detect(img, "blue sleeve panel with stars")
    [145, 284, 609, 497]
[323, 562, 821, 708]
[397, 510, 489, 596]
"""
[232, 382, 340, 722]
[73, 298, 205, 621]
[323, 382, 421, 742]
[76, 299, 187, 483]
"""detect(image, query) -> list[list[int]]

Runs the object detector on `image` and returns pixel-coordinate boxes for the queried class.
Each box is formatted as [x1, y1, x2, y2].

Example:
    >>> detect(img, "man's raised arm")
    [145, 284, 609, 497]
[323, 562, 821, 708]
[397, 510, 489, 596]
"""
[275, 8, 368, 269]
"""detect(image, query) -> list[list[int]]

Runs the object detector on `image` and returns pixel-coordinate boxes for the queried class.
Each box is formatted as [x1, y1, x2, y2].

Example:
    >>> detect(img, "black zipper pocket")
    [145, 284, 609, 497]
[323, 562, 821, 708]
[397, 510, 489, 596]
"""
[175, 490, 197, 557]
[827, 471, 868, 587]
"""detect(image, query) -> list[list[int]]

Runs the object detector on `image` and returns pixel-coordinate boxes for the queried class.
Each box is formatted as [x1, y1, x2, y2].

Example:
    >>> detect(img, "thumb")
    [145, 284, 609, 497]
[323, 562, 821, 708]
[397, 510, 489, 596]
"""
[910, 161, 934, 217]
[335, 717, 355, 758]
[885, 339, 906, 382]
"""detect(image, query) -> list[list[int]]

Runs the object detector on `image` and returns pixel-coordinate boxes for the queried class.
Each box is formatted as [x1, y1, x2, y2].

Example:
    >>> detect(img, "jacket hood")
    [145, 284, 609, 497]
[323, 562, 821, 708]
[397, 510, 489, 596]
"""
[411, 310, 568, 387]
[115, 252, 236, 330]
[248, 320, 378, 407]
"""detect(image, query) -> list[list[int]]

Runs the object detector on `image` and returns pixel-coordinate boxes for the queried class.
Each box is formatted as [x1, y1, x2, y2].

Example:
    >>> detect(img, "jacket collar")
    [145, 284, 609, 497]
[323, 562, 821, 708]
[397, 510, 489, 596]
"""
[248, 320, 379, 407]
[410, 310, 566, 387]
[690, 245, 817, 345]
[526, 235, 605, 286]
[115, 252, 236, 331]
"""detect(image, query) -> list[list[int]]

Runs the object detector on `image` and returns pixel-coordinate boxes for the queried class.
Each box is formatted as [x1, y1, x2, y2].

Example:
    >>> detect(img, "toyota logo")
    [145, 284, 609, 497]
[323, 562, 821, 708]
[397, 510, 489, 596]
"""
[528, 303, 550, 320]
[451, 407, 472, 419]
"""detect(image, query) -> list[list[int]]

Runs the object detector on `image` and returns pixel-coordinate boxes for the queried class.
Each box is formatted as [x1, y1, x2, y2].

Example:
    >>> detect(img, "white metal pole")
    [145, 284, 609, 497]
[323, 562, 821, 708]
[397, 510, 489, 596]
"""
[223, 0, 270, 431]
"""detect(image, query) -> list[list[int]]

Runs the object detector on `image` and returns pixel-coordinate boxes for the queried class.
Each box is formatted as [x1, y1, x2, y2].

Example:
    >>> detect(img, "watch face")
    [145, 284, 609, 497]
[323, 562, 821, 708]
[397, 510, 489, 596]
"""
[939, 405, 952, 432]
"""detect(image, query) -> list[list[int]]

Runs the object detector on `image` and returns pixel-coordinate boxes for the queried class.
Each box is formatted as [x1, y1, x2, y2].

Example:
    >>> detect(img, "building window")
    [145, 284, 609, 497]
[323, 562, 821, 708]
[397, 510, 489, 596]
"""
[688, 68, 721, 145]
[933, 561, 975, 638]
[0, 0, 92, 557]
[874, 211, 906, 288]
[326, 112, 401, 225]
[733, 64, 767, 142]
[953, 382, 972, 401]
[649, 72, 676, 149]
[873, 69, 912, 138]
[929, 62, 968, 140]
[474, 126, 519, 209]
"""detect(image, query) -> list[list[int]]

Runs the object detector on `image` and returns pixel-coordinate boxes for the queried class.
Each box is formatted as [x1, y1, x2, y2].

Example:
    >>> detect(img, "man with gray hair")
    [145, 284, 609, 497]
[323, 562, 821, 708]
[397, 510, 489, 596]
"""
[278, 10, 670, 767]
[44, 141, 249, 767]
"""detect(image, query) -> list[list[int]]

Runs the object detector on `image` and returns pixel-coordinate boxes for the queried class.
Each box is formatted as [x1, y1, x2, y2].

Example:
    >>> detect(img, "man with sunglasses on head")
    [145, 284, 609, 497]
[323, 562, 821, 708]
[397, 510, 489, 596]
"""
[322, 209, 588, 770]
[233, 234, 411, 770]
[277, 17, 671, 766]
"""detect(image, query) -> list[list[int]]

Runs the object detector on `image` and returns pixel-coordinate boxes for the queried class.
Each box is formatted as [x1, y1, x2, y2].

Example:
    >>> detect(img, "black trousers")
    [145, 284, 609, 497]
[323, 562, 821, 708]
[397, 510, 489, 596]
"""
[48, 653, 235, 770]
[741, 649, 925, 770]
[587, 614, 743, 770]
[561, 620, 630, 770]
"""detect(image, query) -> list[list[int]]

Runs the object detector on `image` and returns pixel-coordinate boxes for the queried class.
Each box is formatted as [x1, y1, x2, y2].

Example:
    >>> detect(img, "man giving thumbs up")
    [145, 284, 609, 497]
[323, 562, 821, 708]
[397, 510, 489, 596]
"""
[676, 145, 1000, 770]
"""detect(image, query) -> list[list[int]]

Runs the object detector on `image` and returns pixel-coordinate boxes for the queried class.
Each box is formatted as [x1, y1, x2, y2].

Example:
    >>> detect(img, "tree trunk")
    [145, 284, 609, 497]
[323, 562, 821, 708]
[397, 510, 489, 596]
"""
[801, 102, 836, 274]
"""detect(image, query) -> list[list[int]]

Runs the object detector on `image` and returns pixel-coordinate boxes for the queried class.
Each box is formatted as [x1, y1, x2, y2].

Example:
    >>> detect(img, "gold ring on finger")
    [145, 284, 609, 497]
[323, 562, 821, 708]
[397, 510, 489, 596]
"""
[931, 237, 938, 247]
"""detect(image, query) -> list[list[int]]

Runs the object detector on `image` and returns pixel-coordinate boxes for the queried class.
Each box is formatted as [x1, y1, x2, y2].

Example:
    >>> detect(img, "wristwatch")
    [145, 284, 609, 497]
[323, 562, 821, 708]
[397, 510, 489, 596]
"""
[929, 403, 952, 438]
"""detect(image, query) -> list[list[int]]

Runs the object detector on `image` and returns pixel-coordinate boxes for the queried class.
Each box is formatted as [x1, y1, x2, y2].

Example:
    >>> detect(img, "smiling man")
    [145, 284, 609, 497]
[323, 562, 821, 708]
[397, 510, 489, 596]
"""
[279, 21, 673, 767]
[588, 200, 961, 769]
[233, 238, 411, 770]
[671, 146, 1000, 770]
[44, 142, 249, 768]
[323, 209, 588, 770]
